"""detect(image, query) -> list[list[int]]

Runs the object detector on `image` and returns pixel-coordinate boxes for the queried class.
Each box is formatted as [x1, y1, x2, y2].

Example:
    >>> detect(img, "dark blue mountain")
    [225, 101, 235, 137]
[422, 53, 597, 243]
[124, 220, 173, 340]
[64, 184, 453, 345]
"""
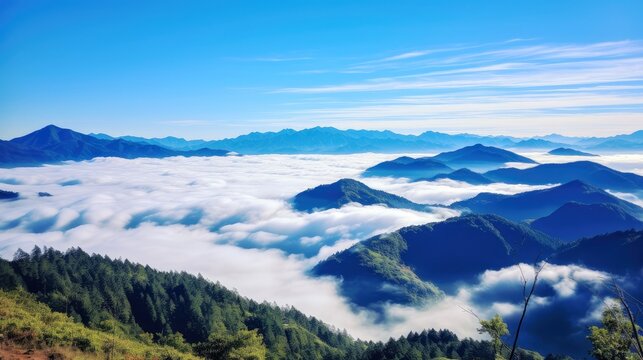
[0, 140, 52, 165]
[531, 202, 643, 242]
[431, 144, 536, 166]
[484, 161, 643, 194]
[549, 230, 642, 275]
[548, 147, 597, 156]
[0, 189, 19, 200]
[452, 180, 643, 221]
[363, 156, 453, 180]
[293, 178, 428, 212]
[1, 125, 231, 166]
[312, 214, 558, 307]
[417, 168, 492, 185]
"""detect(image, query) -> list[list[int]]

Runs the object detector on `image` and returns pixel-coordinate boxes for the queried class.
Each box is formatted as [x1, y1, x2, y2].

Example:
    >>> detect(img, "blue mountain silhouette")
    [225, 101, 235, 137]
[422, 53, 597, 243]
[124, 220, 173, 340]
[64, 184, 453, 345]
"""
[531, 202, 643, 242]
[452, 180, 643, 221]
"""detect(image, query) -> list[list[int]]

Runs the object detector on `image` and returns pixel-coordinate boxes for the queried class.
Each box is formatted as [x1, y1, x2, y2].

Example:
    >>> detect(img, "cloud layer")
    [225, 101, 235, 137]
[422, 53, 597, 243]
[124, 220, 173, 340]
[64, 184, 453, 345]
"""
[0, 153, 640, 355]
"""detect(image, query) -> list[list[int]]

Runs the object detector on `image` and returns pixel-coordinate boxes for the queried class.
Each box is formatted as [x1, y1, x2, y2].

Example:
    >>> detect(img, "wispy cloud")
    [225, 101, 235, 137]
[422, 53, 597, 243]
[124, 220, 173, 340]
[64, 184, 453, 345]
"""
[267, 40, 643, 135]
[277, 56, 643, 94]
[378, 50, 434, 62]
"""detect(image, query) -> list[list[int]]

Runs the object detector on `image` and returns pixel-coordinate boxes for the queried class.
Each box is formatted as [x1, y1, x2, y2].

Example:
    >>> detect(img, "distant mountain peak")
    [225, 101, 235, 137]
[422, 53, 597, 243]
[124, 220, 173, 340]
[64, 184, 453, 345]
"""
[558, 179, 595, 190]
[9, 124, 93, 149]
[332, 178, 362, 187]
[2, 124, 231, 166]
[548, 147, 598, 157]
[293, 178, 428, 212]
[363, 156, 453, 180]
[432, 143, 537, 165]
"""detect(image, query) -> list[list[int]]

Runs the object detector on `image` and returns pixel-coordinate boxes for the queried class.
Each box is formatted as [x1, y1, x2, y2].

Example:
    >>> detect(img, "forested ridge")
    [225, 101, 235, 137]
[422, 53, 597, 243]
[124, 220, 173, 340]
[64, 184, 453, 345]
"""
[0, 247, 549, 359]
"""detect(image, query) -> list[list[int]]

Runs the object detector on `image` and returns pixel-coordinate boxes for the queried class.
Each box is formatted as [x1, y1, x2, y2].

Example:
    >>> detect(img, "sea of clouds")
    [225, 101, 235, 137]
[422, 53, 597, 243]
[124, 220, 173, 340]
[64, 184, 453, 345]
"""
[0, 152, 641, 355]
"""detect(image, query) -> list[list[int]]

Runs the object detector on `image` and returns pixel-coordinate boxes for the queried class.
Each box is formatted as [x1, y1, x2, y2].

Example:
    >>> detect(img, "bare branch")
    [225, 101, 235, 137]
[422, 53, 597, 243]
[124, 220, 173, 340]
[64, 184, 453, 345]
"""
[612, 283, 643, 359]
[458, 304, 482, 322]
[508, 262, 545, 360]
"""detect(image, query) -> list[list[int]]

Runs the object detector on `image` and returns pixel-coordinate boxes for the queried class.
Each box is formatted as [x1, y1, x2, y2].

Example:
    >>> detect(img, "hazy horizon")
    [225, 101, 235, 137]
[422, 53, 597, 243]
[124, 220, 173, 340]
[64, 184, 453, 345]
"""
[3, 123, 643, 142]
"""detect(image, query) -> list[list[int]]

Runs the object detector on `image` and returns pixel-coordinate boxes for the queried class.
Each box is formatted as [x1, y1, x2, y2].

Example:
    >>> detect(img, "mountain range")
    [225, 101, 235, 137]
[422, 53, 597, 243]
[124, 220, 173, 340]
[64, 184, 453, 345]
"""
[483, 160, 643, 194]
[313, 211, 643, 308]
[292, 178, 429, 212]
[85, 126, 643, 153]
[0, 125, 231, 167]
[452, 180, 643, 223]
[3, 125, 641, 167]
[364, 144, 535, 180]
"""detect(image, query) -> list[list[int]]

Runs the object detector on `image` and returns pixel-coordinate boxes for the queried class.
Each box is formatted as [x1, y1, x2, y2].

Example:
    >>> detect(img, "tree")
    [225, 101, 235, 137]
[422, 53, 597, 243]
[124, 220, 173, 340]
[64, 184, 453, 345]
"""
[158, 331, 192, 353]
[195, 329, 267, 360]
[508, 262, 545, 360]
[588, 304, 641, 360]
[479, 314, 509, 359]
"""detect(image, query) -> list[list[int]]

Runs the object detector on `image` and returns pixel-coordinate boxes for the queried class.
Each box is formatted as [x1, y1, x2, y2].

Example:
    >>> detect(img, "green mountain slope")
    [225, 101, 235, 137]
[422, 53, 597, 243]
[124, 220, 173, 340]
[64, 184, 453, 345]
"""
[0, 247, 552, 360]
[293, 178, 428, 212]
[314, 214, 559, 306]
[0, 247, 359, 360]
[0, 289, 199, 359]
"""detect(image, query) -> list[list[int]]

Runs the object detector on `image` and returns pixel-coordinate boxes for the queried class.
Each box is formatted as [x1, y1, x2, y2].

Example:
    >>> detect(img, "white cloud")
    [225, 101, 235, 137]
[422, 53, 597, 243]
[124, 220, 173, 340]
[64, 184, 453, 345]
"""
[0, 154, 638, 348]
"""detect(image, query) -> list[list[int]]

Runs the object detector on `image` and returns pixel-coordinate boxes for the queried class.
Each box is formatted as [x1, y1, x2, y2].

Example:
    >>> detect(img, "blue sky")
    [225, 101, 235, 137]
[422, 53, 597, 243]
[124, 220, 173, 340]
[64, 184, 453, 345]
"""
[1, 0, 643, 139]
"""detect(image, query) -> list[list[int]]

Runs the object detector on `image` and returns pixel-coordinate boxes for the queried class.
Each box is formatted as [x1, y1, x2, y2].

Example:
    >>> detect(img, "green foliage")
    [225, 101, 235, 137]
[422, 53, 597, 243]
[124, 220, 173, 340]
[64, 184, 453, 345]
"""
[0, 289, 198, 359]
[195, 329, 266, 360]
[158, 331, 192, 353]
[588, 304, 641, 360]
[316, 233, 444, 306]
[0, 246, 360, 359]
[478, 314, 509, 359]
[0, 246, 556, 360]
